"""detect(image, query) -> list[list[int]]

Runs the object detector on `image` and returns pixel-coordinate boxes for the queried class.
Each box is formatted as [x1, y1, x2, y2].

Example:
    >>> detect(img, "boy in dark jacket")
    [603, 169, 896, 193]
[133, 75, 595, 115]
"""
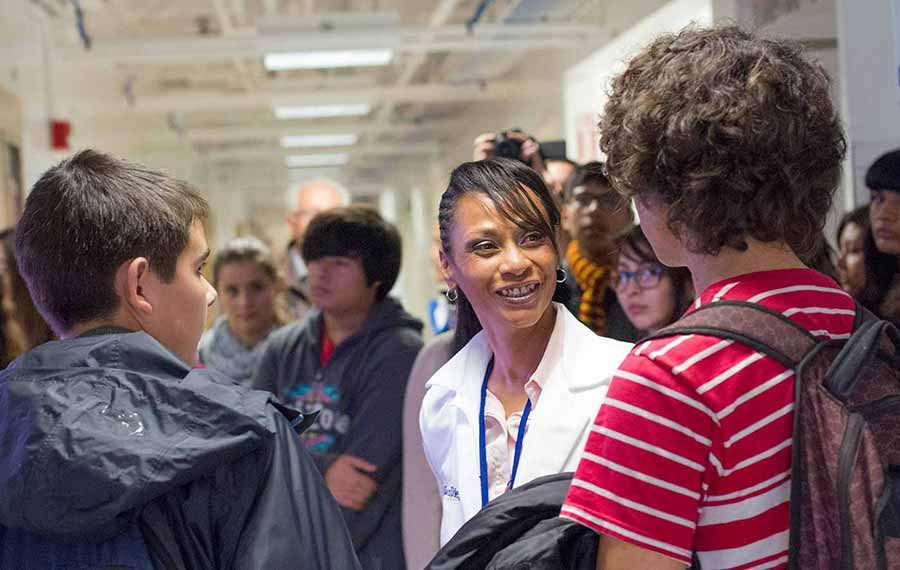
[0, 150, 360, 570]
[254, 206, 424, 570]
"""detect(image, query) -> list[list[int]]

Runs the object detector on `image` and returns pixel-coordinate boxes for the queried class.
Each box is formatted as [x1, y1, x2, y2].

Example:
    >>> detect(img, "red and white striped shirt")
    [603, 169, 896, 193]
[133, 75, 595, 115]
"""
[561, 269, 855, 569]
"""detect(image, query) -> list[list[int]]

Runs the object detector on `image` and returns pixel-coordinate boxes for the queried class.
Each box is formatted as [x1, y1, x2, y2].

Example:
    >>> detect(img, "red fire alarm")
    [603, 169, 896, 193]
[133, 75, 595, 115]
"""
[50, 120, 71, 151]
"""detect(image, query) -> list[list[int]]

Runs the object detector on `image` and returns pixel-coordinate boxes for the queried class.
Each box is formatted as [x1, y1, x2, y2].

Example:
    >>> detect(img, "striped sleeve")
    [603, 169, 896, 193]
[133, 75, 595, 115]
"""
[561, 346, 717, 565]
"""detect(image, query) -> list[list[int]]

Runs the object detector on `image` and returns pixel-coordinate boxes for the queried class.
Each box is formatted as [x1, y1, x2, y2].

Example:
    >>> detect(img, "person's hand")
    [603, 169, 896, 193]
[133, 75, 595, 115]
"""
[473, 130, 545, 174]
[509, 131, 544, 173]
[325, 454, 378, 511]
[473, 132, 497, 161]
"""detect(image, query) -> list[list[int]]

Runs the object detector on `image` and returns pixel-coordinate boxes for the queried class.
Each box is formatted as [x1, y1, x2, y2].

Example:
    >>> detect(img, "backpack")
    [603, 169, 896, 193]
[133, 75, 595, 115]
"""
[644, 300, 900, 570]
[0, 523, 155, 569]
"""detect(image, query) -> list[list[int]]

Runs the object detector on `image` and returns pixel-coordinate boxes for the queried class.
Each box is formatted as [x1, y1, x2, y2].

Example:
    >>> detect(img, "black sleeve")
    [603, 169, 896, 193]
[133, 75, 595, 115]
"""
[231, 410, 362, 570]
[138, 408, 360, 570]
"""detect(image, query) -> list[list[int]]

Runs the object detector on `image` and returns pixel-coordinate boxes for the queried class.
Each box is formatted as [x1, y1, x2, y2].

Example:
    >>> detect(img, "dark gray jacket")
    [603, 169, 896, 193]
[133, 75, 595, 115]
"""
[0, 330, 361, 570]
[426, 473, 596, 570]
[253, 297, 423, 570]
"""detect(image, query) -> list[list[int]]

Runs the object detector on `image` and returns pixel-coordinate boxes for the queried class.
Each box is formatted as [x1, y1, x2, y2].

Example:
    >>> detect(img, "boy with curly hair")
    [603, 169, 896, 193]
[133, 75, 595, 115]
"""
[561, 26, 849, 569]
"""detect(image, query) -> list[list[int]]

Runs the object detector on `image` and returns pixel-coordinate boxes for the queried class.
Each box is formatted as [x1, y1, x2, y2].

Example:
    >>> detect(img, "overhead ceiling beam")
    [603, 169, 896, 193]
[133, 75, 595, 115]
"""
[188, 118, 456, 142]
[76, 118, 457, 147]
[71, 80, 561, 116]
[372, 0, 462, 127]
[204, 141, 440, 162]
[210, 0, 256, 92]
[57, 24, 607, 66]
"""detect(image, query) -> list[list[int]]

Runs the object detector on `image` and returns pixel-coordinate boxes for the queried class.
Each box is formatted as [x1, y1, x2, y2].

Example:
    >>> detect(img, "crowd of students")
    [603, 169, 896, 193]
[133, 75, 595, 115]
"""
[2, 23, 900, 570]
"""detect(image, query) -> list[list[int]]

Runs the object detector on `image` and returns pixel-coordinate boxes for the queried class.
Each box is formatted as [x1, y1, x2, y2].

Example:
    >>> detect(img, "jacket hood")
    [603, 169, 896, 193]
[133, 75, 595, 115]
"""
[0, 331, 278, 543]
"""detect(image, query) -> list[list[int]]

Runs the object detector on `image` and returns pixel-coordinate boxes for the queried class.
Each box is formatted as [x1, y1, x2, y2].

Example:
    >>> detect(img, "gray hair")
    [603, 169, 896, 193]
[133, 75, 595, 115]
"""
[284, 179, 351, 210]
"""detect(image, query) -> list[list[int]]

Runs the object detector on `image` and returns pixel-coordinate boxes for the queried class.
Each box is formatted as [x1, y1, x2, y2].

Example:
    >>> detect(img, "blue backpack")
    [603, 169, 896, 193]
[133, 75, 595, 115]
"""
[0, 523, 154, 569]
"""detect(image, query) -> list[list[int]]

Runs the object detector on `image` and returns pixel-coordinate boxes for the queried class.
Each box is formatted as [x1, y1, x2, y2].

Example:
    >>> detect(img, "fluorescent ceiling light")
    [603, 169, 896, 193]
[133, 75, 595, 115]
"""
[280, 134, 358, 148]
[274, 103, 372, 120]
[264, 49, 393, 71]
[285, 153, 350, 168]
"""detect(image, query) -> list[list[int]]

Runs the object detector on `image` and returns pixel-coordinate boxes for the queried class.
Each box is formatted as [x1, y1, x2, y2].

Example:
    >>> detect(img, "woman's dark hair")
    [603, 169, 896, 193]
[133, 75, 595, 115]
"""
[600, 25, 846, 258]
[828, 205, 870, 292]
[859, 152, 900, 319]
[801, 233, 838, 282]
[615, 225, 693, 329]
[858, 209, 899, 318]
[866, 149, 900, 192]
[302, 205, 402, 302]
[836, 205, 870, 245]
[0, 228, 53, 366]
[859, 230, 898, 318]
[439, 158, 560, 353]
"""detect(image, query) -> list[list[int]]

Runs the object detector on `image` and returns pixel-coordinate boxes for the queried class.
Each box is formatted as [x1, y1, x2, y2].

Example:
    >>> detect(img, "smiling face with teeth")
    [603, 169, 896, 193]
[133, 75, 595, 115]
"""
[441, 189, 559, 336]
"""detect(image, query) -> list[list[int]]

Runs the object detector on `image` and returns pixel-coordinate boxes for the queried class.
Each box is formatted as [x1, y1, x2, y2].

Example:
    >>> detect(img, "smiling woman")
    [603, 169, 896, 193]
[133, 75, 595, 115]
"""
[420, 158, 633, 545]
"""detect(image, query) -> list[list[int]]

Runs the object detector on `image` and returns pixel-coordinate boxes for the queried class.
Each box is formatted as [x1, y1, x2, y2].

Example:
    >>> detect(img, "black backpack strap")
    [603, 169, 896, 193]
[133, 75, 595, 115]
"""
[640, 300, 819, 367]
[851, 300, 879, 331]
[825, 301, 897, 401]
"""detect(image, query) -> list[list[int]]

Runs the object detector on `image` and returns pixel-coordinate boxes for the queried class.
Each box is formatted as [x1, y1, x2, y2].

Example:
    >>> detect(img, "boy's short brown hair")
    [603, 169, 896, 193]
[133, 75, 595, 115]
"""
[600, 25, 846, 256]
[16, 150, 209, 333]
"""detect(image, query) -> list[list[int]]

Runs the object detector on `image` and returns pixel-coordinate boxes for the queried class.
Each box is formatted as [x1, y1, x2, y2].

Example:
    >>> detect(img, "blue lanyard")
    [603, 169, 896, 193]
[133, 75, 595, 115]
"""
[478, 356, 533, 508]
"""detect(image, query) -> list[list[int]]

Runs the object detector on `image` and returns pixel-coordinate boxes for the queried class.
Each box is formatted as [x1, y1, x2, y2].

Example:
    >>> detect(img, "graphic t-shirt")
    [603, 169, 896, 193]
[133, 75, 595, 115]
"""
[286, 378, 350, 454]
[561, 269, 855, 569]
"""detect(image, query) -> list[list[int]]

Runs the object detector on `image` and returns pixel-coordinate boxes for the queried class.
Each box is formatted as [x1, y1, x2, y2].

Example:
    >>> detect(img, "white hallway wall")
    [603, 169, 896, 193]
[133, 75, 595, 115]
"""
[562, 0, 885, 244]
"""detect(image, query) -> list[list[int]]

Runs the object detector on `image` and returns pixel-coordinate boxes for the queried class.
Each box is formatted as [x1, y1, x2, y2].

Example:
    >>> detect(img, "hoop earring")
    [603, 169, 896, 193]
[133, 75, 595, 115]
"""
[445, 288, 459, 303]
[556, 268, 567, 283]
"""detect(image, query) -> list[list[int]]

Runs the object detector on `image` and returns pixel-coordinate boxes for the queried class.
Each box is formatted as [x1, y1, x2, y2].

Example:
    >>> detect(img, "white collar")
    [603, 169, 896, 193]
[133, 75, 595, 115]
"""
[428, 303, 595, 394]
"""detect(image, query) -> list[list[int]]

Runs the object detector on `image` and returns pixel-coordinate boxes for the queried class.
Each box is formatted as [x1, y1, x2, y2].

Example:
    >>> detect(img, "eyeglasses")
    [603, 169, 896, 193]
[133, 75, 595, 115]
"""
[612, 263, 664, 291]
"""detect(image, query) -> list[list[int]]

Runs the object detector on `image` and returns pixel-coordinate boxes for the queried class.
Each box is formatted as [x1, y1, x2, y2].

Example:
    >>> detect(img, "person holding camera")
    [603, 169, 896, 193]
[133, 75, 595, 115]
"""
[473, 130, 578, 203]
[473, 130, 544, 170]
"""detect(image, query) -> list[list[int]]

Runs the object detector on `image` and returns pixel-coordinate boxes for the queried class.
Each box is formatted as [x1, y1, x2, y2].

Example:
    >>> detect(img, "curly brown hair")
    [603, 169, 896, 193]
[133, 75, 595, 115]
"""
[600, 25, 846, 256]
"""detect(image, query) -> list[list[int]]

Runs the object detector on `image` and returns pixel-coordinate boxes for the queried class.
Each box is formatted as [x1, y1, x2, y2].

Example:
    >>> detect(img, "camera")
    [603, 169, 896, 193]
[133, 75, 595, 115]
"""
[493, 129, 525, 162]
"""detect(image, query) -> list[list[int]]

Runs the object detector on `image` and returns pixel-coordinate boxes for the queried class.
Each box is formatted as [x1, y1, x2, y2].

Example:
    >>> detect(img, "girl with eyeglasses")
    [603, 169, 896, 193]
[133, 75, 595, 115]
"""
[611, 225, 694, 335]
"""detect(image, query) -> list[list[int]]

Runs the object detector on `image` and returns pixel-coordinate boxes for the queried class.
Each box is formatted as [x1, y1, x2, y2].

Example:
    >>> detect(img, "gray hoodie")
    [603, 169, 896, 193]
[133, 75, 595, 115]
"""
[253, 296, 423, 570]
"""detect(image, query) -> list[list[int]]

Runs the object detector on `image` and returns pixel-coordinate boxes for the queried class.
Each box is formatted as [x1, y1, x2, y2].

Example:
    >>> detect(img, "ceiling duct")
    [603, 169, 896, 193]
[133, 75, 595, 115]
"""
[443, 0, 584, 84]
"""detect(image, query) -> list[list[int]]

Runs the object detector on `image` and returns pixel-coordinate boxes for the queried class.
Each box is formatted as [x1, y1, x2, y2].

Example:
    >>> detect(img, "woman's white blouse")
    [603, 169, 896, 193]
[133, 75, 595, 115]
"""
[419, 303, 633, 545]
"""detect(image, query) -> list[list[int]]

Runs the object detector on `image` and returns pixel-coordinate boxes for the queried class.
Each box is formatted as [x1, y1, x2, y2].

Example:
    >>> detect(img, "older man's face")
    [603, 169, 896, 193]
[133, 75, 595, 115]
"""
[287, 182, 346, 244]
[544, 160, 577, 202]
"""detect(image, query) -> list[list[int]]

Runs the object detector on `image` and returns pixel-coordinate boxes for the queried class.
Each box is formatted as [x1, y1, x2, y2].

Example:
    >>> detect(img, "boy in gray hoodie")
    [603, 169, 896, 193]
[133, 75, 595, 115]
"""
[254, 206, 423, 570]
